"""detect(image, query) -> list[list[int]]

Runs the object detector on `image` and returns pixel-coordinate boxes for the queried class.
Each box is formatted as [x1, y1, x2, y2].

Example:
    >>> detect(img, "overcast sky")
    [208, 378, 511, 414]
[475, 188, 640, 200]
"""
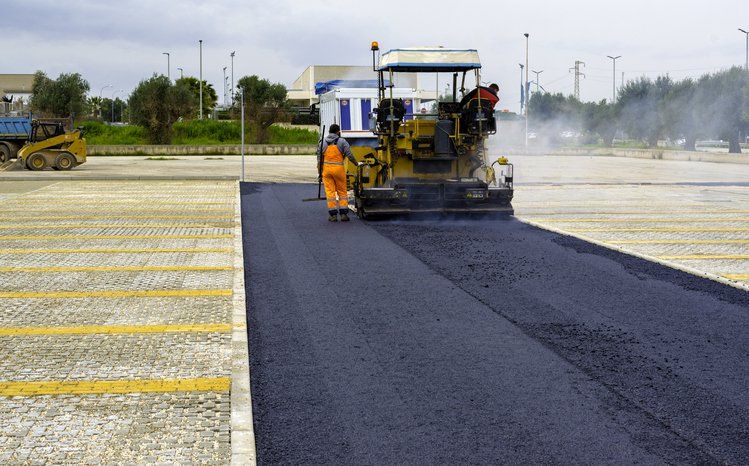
[2, 0, 747, 110]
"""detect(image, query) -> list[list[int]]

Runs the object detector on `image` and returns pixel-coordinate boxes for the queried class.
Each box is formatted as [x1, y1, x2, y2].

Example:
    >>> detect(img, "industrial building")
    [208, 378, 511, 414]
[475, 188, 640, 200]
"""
[0, 74, 34, 112]
[287, 65, 436, 107]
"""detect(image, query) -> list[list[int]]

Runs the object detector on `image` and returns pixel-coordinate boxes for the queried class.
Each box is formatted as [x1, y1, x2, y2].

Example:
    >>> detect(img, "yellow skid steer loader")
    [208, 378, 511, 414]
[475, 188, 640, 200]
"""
[16, 121, 86, 171]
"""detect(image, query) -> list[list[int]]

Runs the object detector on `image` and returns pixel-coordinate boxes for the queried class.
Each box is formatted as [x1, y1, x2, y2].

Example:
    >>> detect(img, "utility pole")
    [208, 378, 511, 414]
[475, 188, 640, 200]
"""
[177, 67, 184, 79]
[607, 55, 621, 102]
[199, 39, 203, 120]
[230, 51, 236, 105]
[531, 70, 543, 94]
[223, 66, 227, 106]
[162, 52, 170, 80]
[524, 33, 529, 150]
[569, 60, 586, 100]
[740, 29, 749, 71]
[518, 63, 525, 114]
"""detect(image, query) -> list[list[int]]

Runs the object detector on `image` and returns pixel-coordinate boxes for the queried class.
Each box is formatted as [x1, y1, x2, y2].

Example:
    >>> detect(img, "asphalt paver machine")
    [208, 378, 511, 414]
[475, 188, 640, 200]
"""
[348, 43, 514, 218]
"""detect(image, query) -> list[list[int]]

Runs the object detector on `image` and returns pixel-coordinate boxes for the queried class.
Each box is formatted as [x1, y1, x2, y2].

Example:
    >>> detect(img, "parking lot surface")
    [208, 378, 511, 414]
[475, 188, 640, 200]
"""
[0, 180, 243, 464]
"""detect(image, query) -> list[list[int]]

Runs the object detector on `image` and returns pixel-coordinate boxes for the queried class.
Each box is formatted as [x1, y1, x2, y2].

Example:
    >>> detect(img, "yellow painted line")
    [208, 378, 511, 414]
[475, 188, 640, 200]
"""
[657, 255, 749, 260]
[0, 209, 234, 215]
[0, 323, 231, 336]
[608, 239, 749, 245]
[528, 217, 749, 223]
[0, 289, 232, 299]
[569, 227, 749, 233]
[0, 377, 230, 397]
[0, 215, 234, 221]
[0, 234, 232, 241]
[724, 274, 749, 280]
[0, 265, 233, 273]
[0, 247, 234, 255]
[0, 223, 235, 230]
[517, 210, 749, 215]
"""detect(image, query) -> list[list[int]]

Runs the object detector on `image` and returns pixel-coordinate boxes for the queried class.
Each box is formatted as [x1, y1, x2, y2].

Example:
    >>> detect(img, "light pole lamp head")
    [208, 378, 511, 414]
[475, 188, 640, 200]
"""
[524, 33, 529, 38]
[739, 28, 748, 34]
[519, 63, 524, 69]
[231, 51, 235, 58]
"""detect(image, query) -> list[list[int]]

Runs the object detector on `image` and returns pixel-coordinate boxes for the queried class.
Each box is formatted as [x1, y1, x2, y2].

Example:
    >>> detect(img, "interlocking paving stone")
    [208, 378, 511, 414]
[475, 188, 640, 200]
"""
[0, 180, 239, 464]
[515, 184, 749, 285]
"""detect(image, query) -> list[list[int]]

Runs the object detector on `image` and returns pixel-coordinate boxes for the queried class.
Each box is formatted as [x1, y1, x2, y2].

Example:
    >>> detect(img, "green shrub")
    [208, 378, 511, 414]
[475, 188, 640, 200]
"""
[82, 120, 318, 145]
[82, 121, 149, 145]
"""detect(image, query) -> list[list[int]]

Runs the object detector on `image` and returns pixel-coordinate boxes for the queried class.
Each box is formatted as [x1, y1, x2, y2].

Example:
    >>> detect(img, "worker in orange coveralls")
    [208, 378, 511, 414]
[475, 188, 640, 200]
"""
[317, 124, 361, 222]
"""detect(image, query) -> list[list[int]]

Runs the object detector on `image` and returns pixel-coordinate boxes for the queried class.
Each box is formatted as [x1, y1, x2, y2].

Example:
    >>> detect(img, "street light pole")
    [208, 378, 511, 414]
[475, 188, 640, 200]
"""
[230, 51, 236, 105]
[177, 67, 184, 79]
[99, 84, 112, 121]
[607, 55, 622, 102]
[111, 89, 123, 123]
[199, 39, 203, 120]
[740, 29, 749, 71]
[162, 52, 170, 80]
[531, 70, 543, 94]
[518, 64, 524, 114]
[524, 33, 530, 150]
[223, 66, 227, 106]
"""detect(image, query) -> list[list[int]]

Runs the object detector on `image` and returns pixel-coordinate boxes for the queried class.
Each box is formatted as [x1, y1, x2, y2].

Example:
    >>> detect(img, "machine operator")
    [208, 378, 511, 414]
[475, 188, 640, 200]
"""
[461, 83, 500, 109]
[317, 124, 362, 222]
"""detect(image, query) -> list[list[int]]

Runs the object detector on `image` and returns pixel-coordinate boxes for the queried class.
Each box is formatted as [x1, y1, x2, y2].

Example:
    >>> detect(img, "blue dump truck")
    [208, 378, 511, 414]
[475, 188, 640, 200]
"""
[0, 115, 32, 162]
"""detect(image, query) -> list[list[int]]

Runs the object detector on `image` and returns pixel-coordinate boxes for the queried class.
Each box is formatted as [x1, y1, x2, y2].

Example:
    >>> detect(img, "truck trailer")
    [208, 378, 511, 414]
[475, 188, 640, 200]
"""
[0, 115, 31, 162]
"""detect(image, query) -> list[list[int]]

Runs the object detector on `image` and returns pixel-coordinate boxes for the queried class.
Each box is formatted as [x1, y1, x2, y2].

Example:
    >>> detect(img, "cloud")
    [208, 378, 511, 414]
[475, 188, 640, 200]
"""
[1, 0, 746, 108]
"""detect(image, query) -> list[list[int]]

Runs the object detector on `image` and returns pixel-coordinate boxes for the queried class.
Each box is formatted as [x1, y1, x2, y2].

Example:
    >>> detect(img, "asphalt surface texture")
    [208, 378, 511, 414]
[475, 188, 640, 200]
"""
[241, 183, 749, 465]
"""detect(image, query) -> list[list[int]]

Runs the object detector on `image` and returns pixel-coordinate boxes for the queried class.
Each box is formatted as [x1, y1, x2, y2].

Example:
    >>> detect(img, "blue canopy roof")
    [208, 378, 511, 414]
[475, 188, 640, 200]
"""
[314, 79, 390, 95]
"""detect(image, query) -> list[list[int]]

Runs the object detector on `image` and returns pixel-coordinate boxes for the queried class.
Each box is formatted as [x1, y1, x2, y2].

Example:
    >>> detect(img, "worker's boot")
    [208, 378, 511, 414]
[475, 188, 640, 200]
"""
[328, 210, 338, 222]
[339, 208, 350, 222]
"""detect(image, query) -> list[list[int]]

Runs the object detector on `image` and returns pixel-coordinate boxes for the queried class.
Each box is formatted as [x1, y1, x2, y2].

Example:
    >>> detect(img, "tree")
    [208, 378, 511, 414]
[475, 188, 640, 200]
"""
[86, 96, 102, 120]
[582, 100, 618, 147]
[662, 78, 699, 150]
[236, 75, 290, 143]
[100, 97, 128, 123]
[128, 75, 195, 144]
[617, 77, 661, 147]
[175, 77, 218, 117]
[30, 71, 90, 118]
[694, 67, 748, 153]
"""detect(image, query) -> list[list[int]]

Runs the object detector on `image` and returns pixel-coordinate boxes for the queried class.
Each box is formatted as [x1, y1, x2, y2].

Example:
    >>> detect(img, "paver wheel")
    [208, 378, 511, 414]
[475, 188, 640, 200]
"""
[26, 153, 47, 171]
[54, 152, 75, 171]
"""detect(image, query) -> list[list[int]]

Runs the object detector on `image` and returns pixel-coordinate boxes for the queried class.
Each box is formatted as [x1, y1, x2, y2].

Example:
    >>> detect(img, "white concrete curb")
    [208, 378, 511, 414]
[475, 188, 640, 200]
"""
[518, 217, 749, 293]
[231, 182, 256, 465]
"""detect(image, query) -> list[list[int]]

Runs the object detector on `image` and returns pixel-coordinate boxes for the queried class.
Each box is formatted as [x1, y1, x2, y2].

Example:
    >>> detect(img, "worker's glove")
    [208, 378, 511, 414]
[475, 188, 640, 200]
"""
[357, 161, 365, 167]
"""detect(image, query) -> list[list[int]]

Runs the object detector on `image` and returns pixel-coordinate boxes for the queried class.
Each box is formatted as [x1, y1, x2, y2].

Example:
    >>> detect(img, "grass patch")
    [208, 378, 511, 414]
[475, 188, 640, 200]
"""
[83, 120, 319, 145]
[82, 121, 149, 145]
[204, 157, 224, 160]
[145, 156, 181, 160]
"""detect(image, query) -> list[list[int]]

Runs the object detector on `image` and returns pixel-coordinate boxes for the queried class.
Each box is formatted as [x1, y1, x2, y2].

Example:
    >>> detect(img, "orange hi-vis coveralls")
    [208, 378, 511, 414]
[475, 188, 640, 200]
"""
[318, 134, 357, 214]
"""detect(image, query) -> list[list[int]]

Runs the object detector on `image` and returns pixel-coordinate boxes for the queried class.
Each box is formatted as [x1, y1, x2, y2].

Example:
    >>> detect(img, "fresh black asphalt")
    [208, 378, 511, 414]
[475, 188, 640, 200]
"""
[241, 183, 749, 465]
